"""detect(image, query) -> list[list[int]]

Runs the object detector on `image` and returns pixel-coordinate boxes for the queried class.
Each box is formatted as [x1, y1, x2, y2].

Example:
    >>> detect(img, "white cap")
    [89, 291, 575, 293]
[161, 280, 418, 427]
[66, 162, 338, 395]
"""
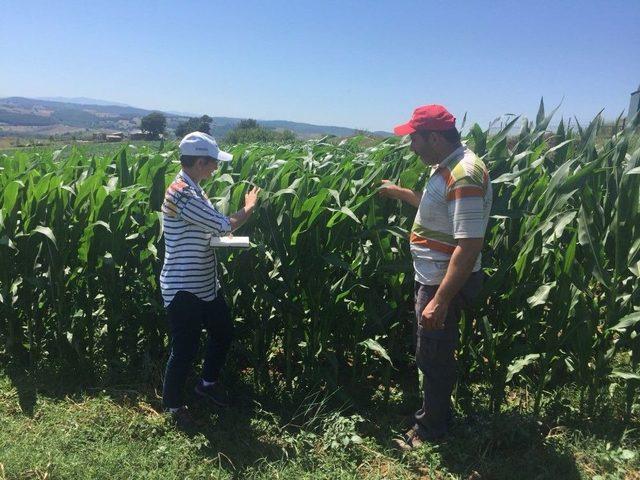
[178, 131, 232, 162]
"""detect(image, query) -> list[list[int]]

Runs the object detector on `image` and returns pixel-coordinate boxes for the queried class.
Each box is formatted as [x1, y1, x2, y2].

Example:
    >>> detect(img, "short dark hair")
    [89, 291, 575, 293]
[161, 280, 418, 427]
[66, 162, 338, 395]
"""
[418, 128, 461, 145]
[180, 154, 217, 167]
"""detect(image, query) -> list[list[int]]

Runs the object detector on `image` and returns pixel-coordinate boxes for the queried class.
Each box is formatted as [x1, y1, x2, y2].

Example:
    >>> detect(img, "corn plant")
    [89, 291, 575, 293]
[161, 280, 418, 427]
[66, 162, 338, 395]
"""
[0, 108, 638, 417]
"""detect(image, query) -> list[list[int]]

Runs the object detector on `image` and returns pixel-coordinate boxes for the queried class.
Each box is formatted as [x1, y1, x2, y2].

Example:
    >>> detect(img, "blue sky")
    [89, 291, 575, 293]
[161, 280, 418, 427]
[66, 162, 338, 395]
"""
[1, 0, 639, 131]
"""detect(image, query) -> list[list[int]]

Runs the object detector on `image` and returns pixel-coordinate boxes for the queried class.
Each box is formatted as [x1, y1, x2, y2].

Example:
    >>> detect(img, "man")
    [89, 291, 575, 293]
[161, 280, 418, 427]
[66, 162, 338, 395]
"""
[379, 105, 492, 449]
[160, 131, 260, 423]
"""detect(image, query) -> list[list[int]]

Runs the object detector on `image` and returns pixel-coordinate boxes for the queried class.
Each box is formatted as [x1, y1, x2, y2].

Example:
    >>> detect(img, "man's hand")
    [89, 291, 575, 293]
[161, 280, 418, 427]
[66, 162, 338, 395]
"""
[377, 180, 422, 207]
[378, 179, 401, 199]
[421, 297, 449, 331]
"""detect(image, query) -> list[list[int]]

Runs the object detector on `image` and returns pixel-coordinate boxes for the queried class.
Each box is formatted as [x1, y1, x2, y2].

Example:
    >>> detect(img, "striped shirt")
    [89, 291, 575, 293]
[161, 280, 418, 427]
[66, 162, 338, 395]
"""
[160, 170, 231, 306]
[411, 145, 492, 285]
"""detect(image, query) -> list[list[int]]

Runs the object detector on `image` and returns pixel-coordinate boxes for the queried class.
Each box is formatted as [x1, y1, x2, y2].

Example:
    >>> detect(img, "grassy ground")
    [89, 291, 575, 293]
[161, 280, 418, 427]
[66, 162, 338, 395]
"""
[1, 362, 638, 480]
[0, 140, 165, 157]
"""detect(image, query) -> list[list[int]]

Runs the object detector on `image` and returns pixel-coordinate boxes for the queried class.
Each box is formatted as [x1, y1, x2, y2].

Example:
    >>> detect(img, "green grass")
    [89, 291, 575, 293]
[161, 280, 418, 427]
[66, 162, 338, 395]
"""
[0, 140, 165, 157]
[1, 366, 638, 480]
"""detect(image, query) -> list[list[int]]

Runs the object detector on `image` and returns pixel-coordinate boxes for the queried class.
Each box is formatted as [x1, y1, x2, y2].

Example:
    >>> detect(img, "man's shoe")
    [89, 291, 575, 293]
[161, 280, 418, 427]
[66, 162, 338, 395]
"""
[393, 425, 446, 451]
[194, 380, 230, 407]
[168, 406, 194, 429]
[393, 426, 424, 451]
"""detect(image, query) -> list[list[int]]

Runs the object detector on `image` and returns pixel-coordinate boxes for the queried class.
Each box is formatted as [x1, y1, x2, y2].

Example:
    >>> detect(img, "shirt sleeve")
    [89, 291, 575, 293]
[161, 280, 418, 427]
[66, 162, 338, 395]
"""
[446, 176, 488, 239]
[163, 182, 231, 235]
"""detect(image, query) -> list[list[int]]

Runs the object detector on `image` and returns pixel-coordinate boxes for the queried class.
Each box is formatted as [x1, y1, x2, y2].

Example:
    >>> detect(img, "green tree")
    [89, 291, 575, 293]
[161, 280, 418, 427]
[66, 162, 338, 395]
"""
[140, 111, 167, 137]
[226, 119, 298, 144]
[175, 115, 213, 138]
[280, 129, 296, 142]
[237, 118, 259, 130]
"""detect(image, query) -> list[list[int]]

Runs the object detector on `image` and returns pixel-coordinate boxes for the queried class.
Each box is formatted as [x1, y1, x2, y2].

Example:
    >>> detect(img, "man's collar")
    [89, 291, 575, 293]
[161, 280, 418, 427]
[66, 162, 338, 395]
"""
[437, 145, 465, 170]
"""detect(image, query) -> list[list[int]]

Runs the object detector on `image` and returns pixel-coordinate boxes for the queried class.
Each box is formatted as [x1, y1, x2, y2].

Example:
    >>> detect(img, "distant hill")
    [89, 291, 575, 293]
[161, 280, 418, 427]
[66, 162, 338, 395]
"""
[36, 97, 133, 108]
[0, 97, 391, 139]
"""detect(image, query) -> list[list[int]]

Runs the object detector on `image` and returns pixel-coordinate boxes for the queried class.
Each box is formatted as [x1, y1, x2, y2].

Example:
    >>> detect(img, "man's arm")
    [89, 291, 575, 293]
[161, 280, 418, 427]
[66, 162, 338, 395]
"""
[434, 238, 483, 304]
[378, 180, 422, 208]
[420, 238, 483, 330]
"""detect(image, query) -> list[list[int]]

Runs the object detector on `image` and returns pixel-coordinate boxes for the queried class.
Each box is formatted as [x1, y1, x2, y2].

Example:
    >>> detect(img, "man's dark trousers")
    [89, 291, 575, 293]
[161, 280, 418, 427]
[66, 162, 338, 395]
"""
[162, 290, 234, 409]
[413, 272, 482, 437]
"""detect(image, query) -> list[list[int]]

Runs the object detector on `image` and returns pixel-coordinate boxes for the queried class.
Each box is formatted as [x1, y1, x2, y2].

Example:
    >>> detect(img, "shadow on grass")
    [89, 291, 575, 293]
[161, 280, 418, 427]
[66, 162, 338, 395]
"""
[177, 380, 292, 472]
[3, 356, 637, 478]
[2, 357, 131, 416]
[4, 361, 38, 416]
[437, 412, 581, 479]
[343, 369, 588, 480]
[1, 359, 294, 473]
[355, 405, 583, 479]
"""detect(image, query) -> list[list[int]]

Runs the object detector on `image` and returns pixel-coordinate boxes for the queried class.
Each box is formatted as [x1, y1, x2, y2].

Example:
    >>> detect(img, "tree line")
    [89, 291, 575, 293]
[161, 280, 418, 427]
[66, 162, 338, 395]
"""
[140, 112, 296, 143]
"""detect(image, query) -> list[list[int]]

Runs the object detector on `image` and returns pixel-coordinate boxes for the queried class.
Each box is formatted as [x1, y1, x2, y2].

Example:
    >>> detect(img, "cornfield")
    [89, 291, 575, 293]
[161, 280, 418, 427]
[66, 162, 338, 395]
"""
[1, 103, 639, 415]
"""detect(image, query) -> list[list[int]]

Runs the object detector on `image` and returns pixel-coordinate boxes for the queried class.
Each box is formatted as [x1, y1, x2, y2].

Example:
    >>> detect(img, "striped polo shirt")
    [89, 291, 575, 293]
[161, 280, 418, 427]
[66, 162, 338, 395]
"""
[411, 145, 492, 285]
[159, 170, 231, 306]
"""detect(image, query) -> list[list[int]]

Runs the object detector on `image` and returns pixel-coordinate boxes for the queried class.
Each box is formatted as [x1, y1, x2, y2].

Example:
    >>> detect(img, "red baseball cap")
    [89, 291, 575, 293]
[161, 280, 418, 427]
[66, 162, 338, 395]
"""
[393, 104, 456, 135]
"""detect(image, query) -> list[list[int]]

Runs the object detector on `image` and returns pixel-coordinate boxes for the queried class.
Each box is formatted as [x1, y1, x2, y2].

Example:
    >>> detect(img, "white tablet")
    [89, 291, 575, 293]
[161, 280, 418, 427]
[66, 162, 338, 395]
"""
[210, 236, 251, 248]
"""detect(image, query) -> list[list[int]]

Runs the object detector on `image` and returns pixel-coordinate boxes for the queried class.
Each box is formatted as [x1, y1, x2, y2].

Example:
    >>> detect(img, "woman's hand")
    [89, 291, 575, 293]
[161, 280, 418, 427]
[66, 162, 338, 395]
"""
[244, 186, 261, 211]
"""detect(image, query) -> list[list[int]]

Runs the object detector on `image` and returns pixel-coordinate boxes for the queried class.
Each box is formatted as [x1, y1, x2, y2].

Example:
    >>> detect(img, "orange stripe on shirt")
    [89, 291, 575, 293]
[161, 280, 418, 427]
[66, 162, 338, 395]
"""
[410, 232, 457, 255]
[162, 200, 179, 217]
[439, 167, 456, 188]
[446, 185, 485, 200]
[167, 181, 188, 195]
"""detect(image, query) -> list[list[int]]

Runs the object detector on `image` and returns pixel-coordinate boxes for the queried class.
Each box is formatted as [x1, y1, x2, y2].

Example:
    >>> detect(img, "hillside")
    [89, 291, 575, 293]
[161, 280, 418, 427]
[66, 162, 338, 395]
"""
[0, 97, 389, 139]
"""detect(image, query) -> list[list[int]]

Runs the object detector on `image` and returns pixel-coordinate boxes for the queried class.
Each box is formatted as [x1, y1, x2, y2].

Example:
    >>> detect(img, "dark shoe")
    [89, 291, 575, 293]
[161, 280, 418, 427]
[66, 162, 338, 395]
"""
[168, 406, 194, 429]
[194, 381, 230, 407]
[393, 425, 446, 451]
[393, 425, 425, 451]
